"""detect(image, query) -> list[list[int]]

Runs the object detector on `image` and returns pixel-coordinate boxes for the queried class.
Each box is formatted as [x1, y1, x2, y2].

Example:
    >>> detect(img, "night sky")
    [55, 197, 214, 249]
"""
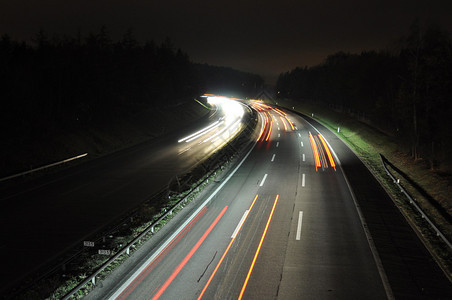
[1, 0, 451, 83]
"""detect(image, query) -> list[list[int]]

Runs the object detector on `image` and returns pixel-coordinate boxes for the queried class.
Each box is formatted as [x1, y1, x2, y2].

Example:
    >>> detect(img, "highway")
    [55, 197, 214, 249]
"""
[88, 102, 392, 299]
[3, 96, 451, 299]
[0, 96, 248, 294]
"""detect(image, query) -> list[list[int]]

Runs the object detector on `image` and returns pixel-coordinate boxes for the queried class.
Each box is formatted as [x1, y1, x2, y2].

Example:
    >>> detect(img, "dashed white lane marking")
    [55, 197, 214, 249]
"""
[278, 133, 280, 138]
[302, 174, 305, 187]
[276, 142, 279, 147]
[271, 154, 276, 162]
[301, 141, 304, 147]
[232, 210, 249, 238]
[298, 133, 301, 137]
[278, 127, 280, 131]
[302, 154, 305, 161]
[296, 211, 303, 240]
[260, 174, 268, 187]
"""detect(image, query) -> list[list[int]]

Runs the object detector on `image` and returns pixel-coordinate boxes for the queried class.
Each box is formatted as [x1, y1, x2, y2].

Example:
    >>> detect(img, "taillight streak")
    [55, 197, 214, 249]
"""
[117, 206, 207, 300]
[257, 112, 268, 141]
[265, 113, 273, 141]
[238, 195, 279, 300]
[309, 132, 321, 171]
[197, 195, 260, 300]
[318, 134, 336, 171]
[151, 206, 228, 300]
[314, 135, 328, 169]
[280, 116, 288, 131]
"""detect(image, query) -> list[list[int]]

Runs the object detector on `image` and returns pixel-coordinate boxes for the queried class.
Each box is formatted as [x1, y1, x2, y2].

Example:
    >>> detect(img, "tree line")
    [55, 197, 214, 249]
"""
[276, 20, 452, 171]
[0, 27, 263, 143]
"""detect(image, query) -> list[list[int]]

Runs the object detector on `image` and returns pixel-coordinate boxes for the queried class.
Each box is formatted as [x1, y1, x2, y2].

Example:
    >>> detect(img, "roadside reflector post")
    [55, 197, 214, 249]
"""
[126, 247, 130, 255]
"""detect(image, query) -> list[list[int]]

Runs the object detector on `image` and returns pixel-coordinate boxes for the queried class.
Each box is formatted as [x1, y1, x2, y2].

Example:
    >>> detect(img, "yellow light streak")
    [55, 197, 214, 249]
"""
[318, 134, 336, 171]
[197, 195, 260, 300]
[238, 194, 279, 300]
[309, 132, 321, 171]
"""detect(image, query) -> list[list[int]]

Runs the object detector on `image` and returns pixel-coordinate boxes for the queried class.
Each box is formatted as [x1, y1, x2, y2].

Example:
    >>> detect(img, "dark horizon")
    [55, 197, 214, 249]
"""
[1, 0, 452, 84]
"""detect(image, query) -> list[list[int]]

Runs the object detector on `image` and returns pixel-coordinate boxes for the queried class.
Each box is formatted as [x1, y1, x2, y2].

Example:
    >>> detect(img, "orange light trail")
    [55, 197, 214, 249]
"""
[286, 117, 295, 130]
[273, 107, 287, 116]
[257, 113, 268, 141]
[151, 206, 228, 300]
[265, 113, 273, 141]
[280, 116, 288, 131]
[197, 195, 260, 300]
[309, 133, 321, 171]
[238, 194, 279, 300]
[314, 136, 328, 169]
[118, 206, 207, 300]
[318, 134, 336, 171]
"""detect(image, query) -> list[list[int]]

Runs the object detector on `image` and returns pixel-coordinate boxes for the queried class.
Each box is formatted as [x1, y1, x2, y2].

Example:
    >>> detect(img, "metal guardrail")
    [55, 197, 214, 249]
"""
[62, 173, 211, 300]
[61, 106, 258, 299]
[380, 154, 452, 250]
[0, 153, 88, 182]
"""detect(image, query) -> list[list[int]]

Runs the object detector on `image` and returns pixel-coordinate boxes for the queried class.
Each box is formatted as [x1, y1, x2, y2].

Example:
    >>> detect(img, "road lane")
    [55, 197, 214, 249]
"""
[0, 97, 249, 294]
[92, 105, 390, 300]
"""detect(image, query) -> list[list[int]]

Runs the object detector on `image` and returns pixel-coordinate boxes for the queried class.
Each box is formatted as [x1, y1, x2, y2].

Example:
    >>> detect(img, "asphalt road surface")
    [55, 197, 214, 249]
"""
[87, 103, 452, 299]
[0, 97, 248, 294]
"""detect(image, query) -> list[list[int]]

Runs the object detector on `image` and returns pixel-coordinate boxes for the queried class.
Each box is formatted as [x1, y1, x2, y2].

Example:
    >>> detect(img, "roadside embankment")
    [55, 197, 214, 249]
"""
[276, 98, 452, 280]
[1, 99, 210, 179]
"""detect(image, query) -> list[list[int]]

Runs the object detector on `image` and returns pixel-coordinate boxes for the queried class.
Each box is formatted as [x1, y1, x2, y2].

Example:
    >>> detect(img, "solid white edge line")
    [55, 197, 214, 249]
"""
[271, 154, 276, 162]
[260, 174, 268, 187]
[296, 211, 303, 240]
[108, 137, 258, 300]
[305, 120, 394, 300]
[232, 210, 249, 238]
[302, 173, 305, 187]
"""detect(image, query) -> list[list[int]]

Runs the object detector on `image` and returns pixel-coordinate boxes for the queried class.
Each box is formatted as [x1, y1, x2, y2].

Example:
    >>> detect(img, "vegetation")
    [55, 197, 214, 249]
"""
[0, 27, 263, 177]
[277, 97, 452, 279]
[277, 19, 452, 172]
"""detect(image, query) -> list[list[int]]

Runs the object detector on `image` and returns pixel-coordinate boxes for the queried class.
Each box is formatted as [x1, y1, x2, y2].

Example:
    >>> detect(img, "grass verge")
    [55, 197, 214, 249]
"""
[276, 98, 452, 281]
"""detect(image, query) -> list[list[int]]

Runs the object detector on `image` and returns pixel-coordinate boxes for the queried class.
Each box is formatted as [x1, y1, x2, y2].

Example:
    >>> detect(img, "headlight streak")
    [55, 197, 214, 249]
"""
[204, 117, 240, 143]
[178, 96, 246, 156]
[178, 120, 221, 143]
[210, 119, 242, 144]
